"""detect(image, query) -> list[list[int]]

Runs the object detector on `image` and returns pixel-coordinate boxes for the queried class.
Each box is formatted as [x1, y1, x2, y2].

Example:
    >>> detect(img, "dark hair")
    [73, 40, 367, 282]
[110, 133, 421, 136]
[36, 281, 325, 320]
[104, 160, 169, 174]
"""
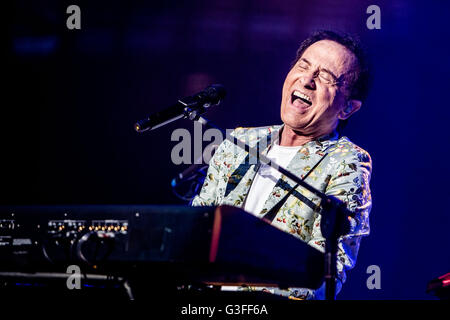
[292, 30, 370, 103]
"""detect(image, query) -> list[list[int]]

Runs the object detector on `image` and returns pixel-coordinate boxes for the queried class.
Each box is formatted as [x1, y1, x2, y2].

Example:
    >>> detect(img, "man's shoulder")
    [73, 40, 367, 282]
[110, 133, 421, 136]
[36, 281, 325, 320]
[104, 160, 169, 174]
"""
[330, 136, 372, 164]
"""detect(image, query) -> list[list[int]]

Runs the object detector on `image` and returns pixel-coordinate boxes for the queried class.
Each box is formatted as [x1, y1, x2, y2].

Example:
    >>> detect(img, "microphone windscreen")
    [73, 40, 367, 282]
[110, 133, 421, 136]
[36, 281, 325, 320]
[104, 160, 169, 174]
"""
[204, 84, 226, 104]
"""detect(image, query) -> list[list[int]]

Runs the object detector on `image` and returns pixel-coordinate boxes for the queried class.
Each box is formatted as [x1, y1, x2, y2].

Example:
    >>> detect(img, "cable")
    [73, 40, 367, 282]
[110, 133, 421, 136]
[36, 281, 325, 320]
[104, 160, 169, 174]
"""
[75, 231, 116, 267]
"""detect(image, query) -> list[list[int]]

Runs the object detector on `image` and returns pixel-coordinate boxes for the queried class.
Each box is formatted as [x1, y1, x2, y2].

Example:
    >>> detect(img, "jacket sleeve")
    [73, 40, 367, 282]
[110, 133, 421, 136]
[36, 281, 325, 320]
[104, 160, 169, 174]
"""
[190, 138, 229, 207]
[308, 145, 373, 286]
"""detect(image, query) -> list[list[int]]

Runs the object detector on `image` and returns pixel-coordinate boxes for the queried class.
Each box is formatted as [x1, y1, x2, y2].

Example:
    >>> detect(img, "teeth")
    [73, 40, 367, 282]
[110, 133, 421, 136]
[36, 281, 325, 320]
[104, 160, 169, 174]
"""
[293, 91, 312, 104]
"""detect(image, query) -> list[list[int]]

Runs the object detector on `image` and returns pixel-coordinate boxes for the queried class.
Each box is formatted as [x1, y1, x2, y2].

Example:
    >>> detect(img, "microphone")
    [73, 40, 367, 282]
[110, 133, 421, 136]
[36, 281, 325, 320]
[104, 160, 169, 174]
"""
[134, 84, 226, 132]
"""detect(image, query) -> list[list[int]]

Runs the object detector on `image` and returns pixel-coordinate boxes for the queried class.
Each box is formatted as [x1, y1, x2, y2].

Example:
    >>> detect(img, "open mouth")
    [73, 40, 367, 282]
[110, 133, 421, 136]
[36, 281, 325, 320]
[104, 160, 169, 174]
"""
[291, 90, 312, 107]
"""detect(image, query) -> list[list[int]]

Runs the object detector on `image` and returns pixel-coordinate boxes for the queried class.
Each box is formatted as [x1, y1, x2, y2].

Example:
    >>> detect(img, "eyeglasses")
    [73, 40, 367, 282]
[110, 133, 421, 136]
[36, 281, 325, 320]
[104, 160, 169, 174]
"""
[296, 59, 347, 87]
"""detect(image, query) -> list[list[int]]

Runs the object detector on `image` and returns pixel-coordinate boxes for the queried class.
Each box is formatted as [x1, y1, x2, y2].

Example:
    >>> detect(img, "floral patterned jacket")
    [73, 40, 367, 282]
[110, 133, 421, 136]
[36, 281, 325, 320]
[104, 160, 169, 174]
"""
[191, 124, 372, 299]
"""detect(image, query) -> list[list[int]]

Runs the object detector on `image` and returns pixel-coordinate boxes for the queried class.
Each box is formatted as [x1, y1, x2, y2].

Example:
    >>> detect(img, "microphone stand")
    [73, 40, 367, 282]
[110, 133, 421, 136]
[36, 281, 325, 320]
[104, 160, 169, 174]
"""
[192, 115, 352, 301]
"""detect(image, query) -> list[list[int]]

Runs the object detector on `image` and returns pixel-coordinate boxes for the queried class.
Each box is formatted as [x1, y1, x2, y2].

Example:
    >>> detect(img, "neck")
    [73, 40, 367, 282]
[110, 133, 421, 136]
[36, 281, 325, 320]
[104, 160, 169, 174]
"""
[279, 126, 318, 147]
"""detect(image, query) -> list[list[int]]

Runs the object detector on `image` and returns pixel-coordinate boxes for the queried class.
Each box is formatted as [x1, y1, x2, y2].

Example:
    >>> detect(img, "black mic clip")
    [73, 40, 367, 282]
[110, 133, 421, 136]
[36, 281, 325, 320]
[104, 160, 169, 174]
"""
[179, 84, 225, 120]
[177, 96, 207, 122]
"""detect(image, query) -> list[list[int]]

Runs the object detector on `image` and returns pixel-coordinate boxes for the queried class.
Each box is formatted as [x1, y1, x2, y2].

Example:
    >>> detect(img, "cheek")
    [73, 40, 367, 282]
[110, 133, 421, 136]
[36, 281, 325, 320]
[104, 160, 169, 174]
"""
[282, 72, 296, 93]
[317, 88, 338, 109]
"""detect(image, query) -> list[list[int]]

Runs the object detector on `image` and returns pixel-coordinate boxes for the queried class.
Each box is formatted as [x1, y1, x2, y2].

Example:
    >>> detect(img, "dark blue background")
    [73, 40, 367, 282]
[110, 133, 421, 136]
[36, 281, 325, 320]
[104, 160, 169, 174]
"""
[4, 0, 450, 299]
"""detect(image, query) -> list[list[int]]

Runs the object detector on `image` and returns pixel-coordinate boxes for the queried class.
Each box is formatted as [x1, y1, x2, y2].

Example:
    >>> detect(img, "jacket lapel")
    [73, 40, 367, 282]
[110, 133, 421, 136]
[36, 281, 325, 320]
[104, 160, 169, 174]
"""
[258, 134, 339, 215]
[222, 126, 280, 207]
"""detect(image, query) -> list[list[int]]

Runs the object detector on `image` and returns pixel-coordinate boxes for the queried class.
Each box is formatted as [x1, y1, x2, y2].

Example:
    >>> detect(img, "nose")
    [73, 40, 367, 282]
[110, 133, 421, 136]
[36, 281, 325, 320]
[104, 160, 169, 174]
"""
[299, 72, 316, 90]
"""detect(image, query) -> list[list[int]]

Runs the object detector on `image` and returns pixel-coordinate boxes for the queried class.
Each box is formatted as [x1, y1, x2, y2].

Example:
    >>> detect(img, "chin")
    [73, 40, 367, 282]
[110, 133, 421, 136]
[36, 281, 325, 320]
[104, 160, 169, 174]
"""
[282, 113, 306, 129]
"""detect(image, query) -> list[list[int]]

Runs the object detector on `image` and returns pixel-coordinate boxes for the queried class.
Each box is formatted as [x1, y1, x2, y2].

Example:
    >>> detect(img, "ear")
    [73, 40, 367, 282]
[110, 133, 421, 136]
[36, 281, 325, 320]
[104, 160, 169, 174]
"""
[338, 99, 362, 120]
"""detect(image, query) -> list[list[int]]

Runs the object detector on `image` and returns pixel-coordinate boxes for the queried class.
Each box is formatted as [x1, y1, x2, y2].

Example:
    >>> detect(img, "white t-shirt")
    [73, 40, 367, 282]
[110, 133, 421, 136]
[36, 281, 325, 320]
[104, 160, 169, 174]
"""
[244, 140, 302, 215]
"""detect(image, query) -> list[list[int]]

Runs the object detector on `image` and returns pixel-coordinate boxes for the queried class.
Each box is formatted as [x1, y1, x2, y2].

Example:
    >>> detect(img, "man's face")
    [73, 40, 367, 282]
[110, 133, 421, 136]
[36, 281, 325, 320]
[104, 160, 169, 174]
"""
[280, 40, 358, 137]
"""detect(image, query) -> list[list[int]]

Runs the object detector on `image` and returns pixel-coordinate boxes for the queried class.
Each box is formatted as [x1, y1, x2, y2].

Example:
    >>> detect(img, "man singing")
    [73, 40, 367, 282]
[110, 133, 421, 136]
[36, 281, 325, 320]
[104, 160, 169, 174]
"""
[191, 30, 372, 300]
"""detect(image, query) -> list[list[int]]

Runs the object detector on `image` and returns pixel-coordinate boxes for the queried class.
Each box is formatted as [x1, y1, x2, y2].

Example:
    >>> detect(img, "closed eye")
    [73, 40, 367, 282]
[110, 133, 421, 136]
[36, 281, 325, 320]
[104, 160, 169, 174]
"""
[297, 61, 309, 70]
[318, 71, 334, 82]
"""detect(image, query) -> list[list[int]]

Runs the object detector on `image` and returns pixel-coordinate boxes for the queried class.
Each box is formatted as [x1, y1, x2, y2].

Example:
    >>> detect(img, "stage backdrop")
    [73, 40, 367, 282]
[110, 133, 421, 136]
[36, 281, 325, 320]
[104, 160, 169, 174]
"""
[5, 0, 450, 299]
